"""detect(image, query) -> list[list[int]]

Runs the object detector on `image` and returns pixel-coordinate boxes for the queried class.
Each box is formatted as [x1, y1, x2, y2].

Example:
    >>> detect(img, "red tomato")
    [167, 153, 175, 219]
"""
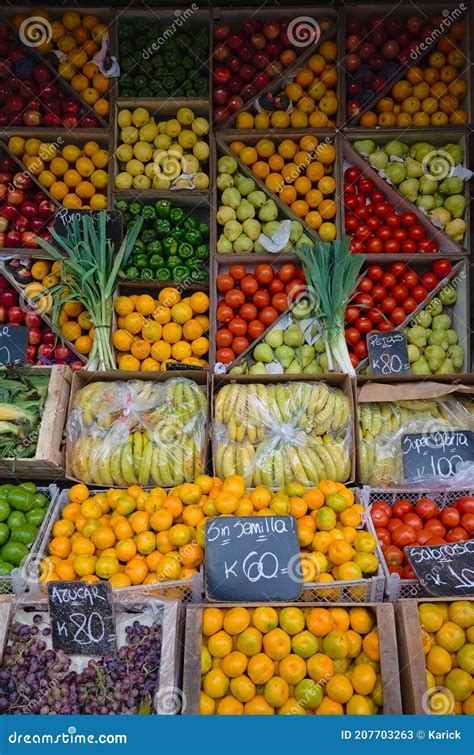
[367, 265, 384, 281]
[454, 496, 474, 514]
[344, 167, 361, 183]
[355, 293, 374, 308]
[367, 309, 383, 325]
[390, 307, 406, 326]
[255, 264, 274, 285]
[402, 239, 418, 255]
[383, 544, 404, 566]
[371, 285, 386, 302]
[392, 228, 407, 243]
[402, 271, 418, 288]
[402, 297, 417, 314]
[401, 211, 417, 227]
[377, 321, 393, 332]
[409, 225, 425, 241]
[229, 265, 246, 281]
[344, 182, 357, 195]
[359, 277, 374, 293]
[228, 318, 247, 336]
[366, 216, 381, 232]
[446, 526, 469, 543]
[345, 305, 359, 323]
[403, 512, 423, 531]
[285, 279, 305, 298]
[271, 293, 288, 312]
[232, 336, 249, 354]
[216, 328, 233, 347]
[371, 507, 389, 528]
[384, 239, 401, 254]
[373, 202, 392, 218]
[371, 500, 392, 518]
[392, 525, 417, 547]
[385, 213, 401, 229]
[376, 226, 392, 241]
[418, 239, 437, 254]
[354, 340, 368, 359]
[216, 347, 234, 364]
[240, 275, 258, 296]
[389, 565, 405, 577]
[355, 225, 371, 242]
[402, 565, 416, 580]
[381, 273, 397, 289]
[392, 284, 409, 302]
[217, 274, 234, 292]
[380, 296, 396, 313]
[424, 519, 446, 537]
[421, 272, 438, 291]
[268, 278, 285, 295]
[239, 302, 258, 321]
[390, 262, 406, 276]
[433, 259, 452, 279]
[416, 530, 432, 545]
[252, 289, 271, 309]
[225, 289, 245, 308]
[366, 238, 384, 254]
[277, 263, 298, 283]
[355, 207, 370, 222]
[440, 507, 460, 529]
[349, 352, 359, 368]
[370, 191, 385, 204]
[345, 215, 359, 232]
[392, 499, 414, 518]
[411, 285, 428, 302]
[375, 527, 391, 548]
[415, 498, 438, 521]
[387, 518, 404, 533]
[346, 196, 359, 211]
[247, 320, 265, 339]
[425, 536, 446, 546]
[355, 317, 372, 334]
[358, 178, 374, 194]
[461, 513, 474, 534]
[216, 303, 233, 323]
[259, 306, 278, 326]
[345, 327, 361, 346]
[350, 239, 366, 254]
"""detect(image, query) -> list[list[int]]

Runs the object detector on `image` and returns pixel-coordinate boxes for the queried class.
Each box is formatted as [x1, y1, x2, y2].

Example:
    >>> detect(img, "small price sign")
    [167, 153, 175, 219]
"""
[367, 331, 410, 376]
[402, 430, 474, 481]
[405, 540, 474, 596]
[53, 209, 123, 252]
[0, 326, 28, 366]
[48, 581, 116, 656]
[205, 516, 302, 602]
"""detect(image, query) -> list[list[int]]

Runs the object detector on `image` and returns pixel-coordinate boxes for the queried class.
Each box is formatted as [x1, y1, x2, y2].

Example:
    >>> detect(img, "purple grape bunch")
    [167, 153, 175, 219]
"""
[0, 616, 162, 715]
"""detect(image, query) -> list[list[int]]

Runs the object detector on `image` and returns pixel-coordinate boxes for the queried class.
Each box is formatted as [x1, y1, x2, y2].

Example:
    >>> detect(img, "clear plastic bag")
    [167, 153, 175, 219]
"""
[67, 378, 206, 487]
[359, 390, 474, 487]
[213, 381, 352, 487]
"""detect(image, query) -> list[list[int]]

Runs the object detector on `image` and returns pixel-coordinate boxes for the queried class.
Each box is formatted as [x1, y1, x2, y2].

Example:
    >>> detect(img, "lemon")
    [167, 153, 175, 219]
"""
[116, 144, 133, 162]
[170, 143, 184, 156]
[192, 117, 209, 136]
[132, 175, 151, 190]
[144, 162, 157, 178]
[114, 172, 133, 189]
[178, 130, 197, 149]
[121, 126, 138, 144]
[139, 122, 158, 142]
[153, 175, 171, 190]
[133, 141, 153, 162]
[177, 107, 195, 125]
[193, 141, 209, 161]
[165, 118, 181, 138]
[194, 172, 209, 189]
[131, 107, 150, 127]
[154, 134, 172, 150]
[181, 155, 200, 174]
[117, 109, 132, 128]
[157, 121, 167, 134]
[125, 159, 144, 177]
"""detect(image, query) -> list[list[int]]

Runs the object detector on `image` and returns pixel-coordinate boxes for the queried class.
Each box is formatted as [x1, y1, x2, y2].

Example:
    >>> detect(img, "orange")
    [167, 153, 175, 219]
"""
[307, 652, 334, 683]
[53, 518, 75, 538]
[83, 61, 100, 80]
[285, 82, 303, 102]
[155, 531, 173, 554]
[223, 607, 251, 636]
[326, 674, 353, 704]
[115, 538, 137, 562]
[203, 607, 224, 637]
[362, 630, 380, 662]
[229, 140, 245, 155]
[236, 627, 263, 657]
[124, 557, 148, 585]
[150, 509, 173, 532]
[316, 143, 335, 164]
[135, 294, 156, 316]
[216, 696, 243, 715]
[73, 554, 97, 577]
[71, 73, 88, 93]
[279, 607, 305, 636]
[244, 695, 275, 715]
[229, 674, 255, 704]
[306, 607, 334, 637]
[252, 161, 270, 180]
[91, 526, 115, 550]
[71, 536, 95, 556]
[55, 560, 77, 581]
[265, 173, 283, 193]
[247, 653, 274, 685]
[294, 176, 312, 195]
[48, 536, 72, 559]
[130, 339, 151, 361]
[236, 112, 254, 129]
[208, 630, 233, 658]
[278, 139, 298, 160]
[63, 503, 81, 522]
[306, 162, 324, 182]
[69, 484, 90, 503]
[203, 668, 229, 700]
[63, 169, 81, 189]
[264, 676, 289, 708]
[129, 511, 149, 534]
[76, 156, 95, 177]
[254, 113, 270, 129]
[199, 692, 215, 715]
[268, 154, 285, 172]
[179, 543, 203, 569]
[263, 628, 291, 660]
[50, 157, 69, 177]
[252, 606, 278, 634]
[271, 111, 290, 128]
[278, 654, 306, 685]
[191, 337, 209, 356]
[350, 607, 373, 634]
[50, 181, 69, 201]
[93, 73, 110, 94]
[290, 200, 309, 218]
[109, 573, 132, 589]
[239, 146, 258, 166]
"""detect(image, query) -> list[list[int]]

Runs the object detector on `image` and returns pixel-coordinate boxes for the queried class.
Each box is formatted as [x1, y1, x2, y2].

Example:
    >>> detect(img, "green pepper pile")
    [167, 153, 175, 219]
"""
[117, 199, 210, 282]
[118, 18, 209, 98]
[0, 482, 50, 576]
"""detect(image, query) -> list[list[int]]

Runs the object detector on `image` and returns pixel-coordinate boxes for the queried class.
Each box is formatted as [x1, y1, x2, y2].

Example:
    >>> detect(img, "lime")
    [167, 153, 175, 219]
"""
[0, 523, 9, 545]
[34, 493, 48, 508]
[11, 524, 37, 546]
[325, 493, 348, 513]
[19, 482, 36, 493]
[7, 511, 26, 530]
[1, 541, 28, 566]
[26, 508, 46, 527]
[0, 499, 10, 523]
[0, 561, 13, 575]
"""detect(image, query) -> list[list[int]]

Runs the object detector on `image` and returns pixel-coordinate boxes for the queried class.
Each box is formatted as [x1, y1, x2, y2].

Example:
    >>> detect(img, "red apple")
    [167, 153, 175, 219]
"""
[369, 53, 385, 71]
[62, 114, 79, 128]
[0, 291, 17, 308]
[8, 306, 24, 324]
[22, 109, 41, 127]
[0, 305, 7, 322]
[13, 173, 32, 191]
[12, 216, 28, 233]
[406, 16, 424, 35]
[262, 21, 280, 40]
[37, 200, 54, 218]
[227, 95, 244, 113]
[241, 20, 259, 38]
[44, 99, 62, 115]
[55, 344, 72, 360]
[225, 54, 241, 73]
[265, 40, 281, 59]
[279, 49, 296, 67]
[254, 72, 269, 90]
[43, 113, 61, 127]
[26, 345, 37, 362]
[240, 83, 257, 102]
[4, 230, 20, 247]
[32, 65, 51, 83]
[0, 217, 7, 233]
[346, 18, 363, 35]
[266, 61, 283, 79]
[213, 23, 230, 42]
[28, 328, 42, 346]
[346, 34, 361, 53]
[79, 114, 99, 128]
[250, 33, 266, 50]
[213, 43, 230, 62]
[239, 64, 256, 82]
[38, 343, 54, 359]
[213, 86, 229, 106]
[227, 33, 244, 51]
[359, 42, 375, 61]
[238, 43, 253, 62]
[62, 100, 80, 114]
[213, 66, 231, 85]
[346, 54, 361, 72]
[228, 75, 243, 95]
[368, 29, 388, 50]
[42, 330, 55, 344]
[383, 40, 400, 59]
[7, 95, 25, 113]
[347, 100, 361, 118]
[370, 75, 387, 92]
[0, 205, 17, 222]
[20, 231, 38, 248]
[279, 31, 291, 48]
[29, 218, 45, 233]
[397, 49, 411, 65]
[252, 51, 269, 70]
[347, 80, 361, 96]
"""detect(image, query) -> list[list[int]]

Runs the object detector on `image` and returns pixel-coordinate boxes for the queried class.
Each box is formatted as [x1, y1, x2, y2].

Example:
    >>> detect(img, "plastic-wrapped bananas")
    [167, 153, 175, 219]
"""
[68, 378, 206, 486]
[213, 381, 352, 487]
[359, 395, 474, 486]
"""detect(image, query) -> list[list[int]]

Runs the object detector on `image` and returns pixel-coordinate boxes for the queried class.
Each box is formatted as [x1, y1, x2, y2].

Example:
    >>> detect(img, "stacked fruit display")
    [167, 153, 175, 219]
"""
[0, 151, 54, 251]
[344, 167, 440, 255]
[214, 381, 351, 486]
[0, 483, 50, 576]
[352, 139, 468, 244]
[344, 13, 432, 120]
[199, 604, 383, 714]
[370, 494, 474, 580]
[212, 15, 332, 124]
[230, 137, 337, 236]
[115, 107, 209, 192]
[12, 9, 111, 121]
[216, 263, 304, 365]
[116, 198, 209, 283]
[404, 293, 465, 374]
[113, 289, 209, 371]
[118, 17, 209, 98]
[344, 259, 456, 368]
[234, 43, 338, 129]
[8, 136, 108, 211]
[358, 21, 468, 128]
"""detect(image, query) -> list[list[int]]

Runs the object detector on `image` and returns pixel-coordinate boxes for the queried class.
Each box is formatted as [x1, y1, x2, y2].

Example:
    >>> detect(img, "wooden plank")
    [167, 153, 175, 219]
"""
[182, 605, 203, 714]
[375, 603, 403, 714]
[0, 597, 13, 661]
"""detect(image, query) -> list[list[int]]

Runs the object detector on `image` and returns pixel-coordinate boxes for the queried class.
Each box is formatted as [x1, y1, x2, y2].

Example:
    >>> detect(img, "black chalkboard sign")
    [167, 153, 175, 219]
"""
[0, 325, 28, 366]
[367, 331, 410, 375]
[205, 516, 302, 602]
[53, 209, 123, 252]
[166, 362, 204, 371]
[405, 540, 474, 596]
[48, 581, 116, 656]
[402, 430, 474, 481]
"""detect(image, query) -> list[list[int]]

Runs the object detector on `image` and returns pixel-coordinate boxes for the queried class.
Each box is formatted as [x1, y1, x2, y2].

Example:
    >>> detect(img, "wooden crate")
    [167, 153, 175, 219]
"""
[0, 590, 184, 714]
[394, 596, 474, 714]
[182, 601, 402, 714]
[0, 365, 71, 479]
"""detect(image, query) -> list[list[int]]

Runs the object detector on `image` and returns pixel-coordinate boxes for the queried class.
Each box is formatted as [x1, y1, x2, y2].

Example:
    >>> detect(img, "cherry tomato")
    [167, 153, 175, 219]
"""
[440, 507, 460, 529]
[390, 307, 406, 325]
[383, 544, 404, 567]
[355, 317, 372, 335]
[232, 336, 249, 354]
[345, 196, 359, 211]
[411, 285, 428, 302]
[344, 182, 357, 195]
[392, 228, 407, 243]
[271, 293, 288, 312]
[216, 328, 233, 347]
[255, 264, 274, 285]
[345, 214, 359, 232]
[355, 293, 374, 307]
[385, 213, 400, 229]
[403, 512, 423, 531]
[421, 272, 438, 291]
[409, 225, 425, 241]
[350, 239, 366, 254]
[392, 524, 417, 548]
[239, 302, 258, 321]
[229, 265, 246, 281]
[461, 512, 474, 534]
[345, 327, 361, 346]
[402, 297, 417, 314]
[366, 216, 381, 231]
[355, 206, 370, 221]
[401, 211, 417, 227]
[371, 507, 389, 528]
[381, 273, 397, 289]
[402, 239, 417, 255]
[418, 239, 437, 254]
[368, 308, 384, 325]
[376, 226, 392, 241]
[384, 239, 401, 254]
[402, 271, 418, 288]
[359, 276, 373, 293]
[367, 265, 384, 281]
[217, 274, 234, 292]
[366, 238, 384, 254]
[445, 526, 469, 543]
[392, 284, 409, 302]
[216, 303, 233, 323]
[454, 496, 474, 514]
[433, 259, 453, 279]
[252, 289, 271, 309]
[225, 289, 245, 308]
[424, 519, 446, 537]
[216, 347, 234, 364]
[277, 264, 298, 283]
[370, 191, 385, 204]
[372, 501, 392, 518]
[247, 320, 265, 339]
[259, 306, 278, 326]
[240, 275, 258, 296]
[375, 527, 391, 548]
[349, 352, 359, 368]
[228, 317, 247, 336]
[387, 518, 404, 533]
[344, 167, 361, 183]
[415, 498, 438, 521]
[358, 178, 374, 194]
[392, 499, 414, 518]
[371, 285, 387, 302]
[377, 321, 393, 332]
[354, 340, 368, 359]
[380, 296, 396, 313]
[390, 262, 406, 276]
[268, 278, 285, 295]
[373, 202, 392, 218]
[345, 305, 359, 323]
[355, 225, 371, 241]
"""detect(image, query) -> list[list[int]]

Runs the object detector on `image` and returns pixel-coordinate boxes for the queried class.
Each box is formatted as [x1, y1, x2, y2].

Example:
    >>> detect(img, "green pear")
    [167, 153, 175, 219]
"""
[253, 343, 274, 363]
[264, 329, 284, 348]
[249, 362, 267, 374]
[236, 199, 255, 221]
[274, 345, 294, 368]
[284, 324, 304, 347]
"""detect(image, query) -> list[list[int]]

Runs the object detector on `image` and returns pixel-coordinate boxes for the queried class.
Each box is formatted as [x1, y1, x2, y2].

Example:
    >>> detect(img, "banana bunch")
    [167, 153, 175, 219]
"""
[68, 378, 206, 487]
[214, 381, 351, 487]
[358, 396, 474, 486]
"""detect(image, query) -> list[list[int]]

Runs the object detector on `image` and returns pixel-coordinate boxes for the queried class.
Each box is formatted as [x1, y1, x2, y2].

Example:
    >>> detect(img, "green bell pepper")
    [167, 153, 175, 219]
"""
[186, 229, 202, 247]
[129, 202, 142, 216]
[124, 266, 140, 279]
[195, 244, 209, 260]
[184, 217, 199, 231]
[167, 255, 181, 269]
[162, 236, 178, 256]
[115, 199, 128, 213]
[162, 75, 175, 91]
[135, 254, 149, 269]
[146, 240, 162, 255]
[134, 75, 147, 89]
[149, 254, 165, 270]
[178, 242, 193, 260]
[155, 199, 171, 219]
[141, 268, 154, 280]
[154, 219, 171, 238]
[133, 240, 145, 253]
[191, 267, 209, 282]
[141, 229, 157, 245]
[155, 267, 172, 281]
[172, 265, 190, 281]
[141, 205, 156, 221]
[170, 207, 185, 225]
[171, 227, 185, 242]
[199, 222, 209, 236]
